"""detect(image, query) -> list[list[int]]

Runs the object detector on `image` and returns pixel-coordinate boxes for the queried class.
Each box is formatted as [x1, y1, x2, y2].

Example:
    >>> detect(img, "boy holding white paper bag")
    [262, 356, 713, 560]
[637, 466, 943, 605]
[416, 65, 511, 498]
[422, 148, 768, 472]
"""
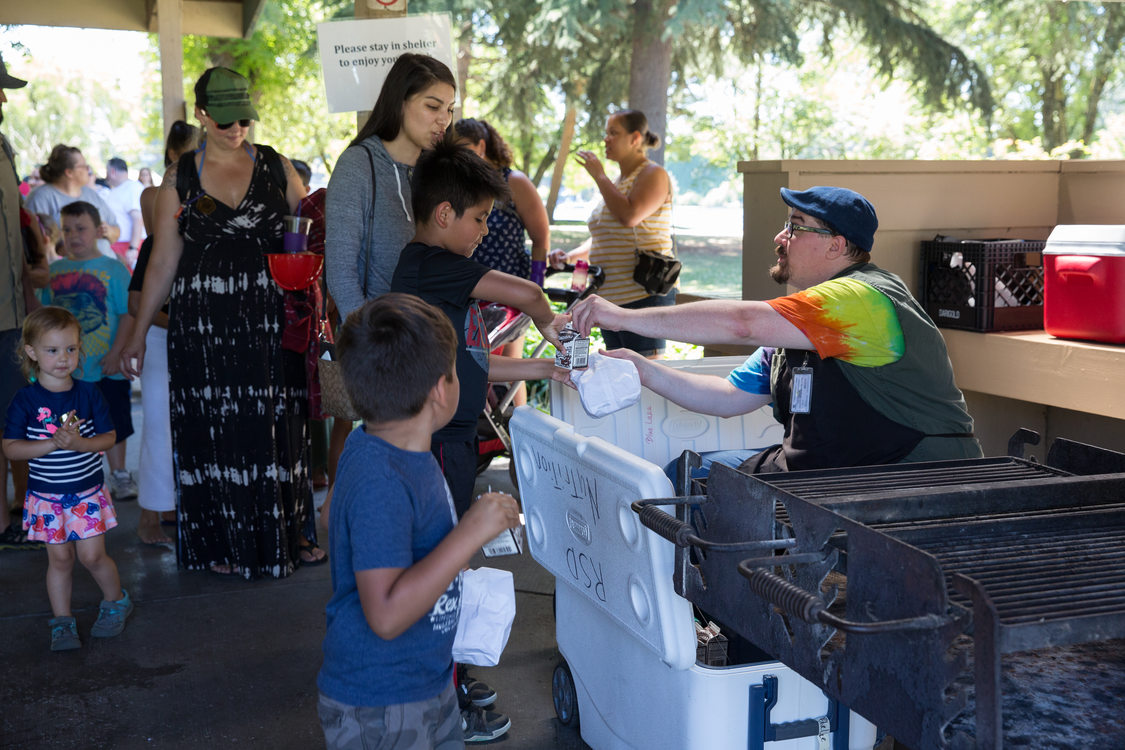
[316, 294, 520, 748]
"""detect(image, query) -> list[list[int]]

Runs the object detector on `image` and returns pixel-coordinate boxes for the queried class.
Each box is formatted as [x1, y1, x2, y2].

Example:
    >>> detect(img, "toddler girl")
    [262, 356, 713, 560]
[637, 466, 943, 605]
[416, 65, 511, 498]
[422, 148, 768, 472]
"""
[2, 306, 133, 651]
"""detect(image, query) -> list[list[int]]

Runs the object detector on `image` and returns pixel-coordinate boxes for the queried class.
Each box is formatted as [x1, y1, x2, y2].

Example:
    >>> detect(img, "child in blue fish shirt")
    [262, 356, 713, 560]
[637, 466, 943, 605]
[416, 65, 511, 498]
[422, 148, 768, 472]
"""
[3, 306, 133, 651]
[40, 200, 137, 500]
[317, 294, 521, 749]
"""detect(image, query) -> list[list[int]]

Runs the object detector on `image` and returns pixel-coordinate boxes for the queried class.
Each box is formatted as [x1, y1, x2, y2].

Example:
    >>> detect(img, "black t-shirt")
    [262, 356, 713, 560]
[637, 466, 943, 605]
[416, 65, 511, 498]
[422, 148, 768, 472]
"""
[127, 235, 170, 316]
[390, 242, 491, 441]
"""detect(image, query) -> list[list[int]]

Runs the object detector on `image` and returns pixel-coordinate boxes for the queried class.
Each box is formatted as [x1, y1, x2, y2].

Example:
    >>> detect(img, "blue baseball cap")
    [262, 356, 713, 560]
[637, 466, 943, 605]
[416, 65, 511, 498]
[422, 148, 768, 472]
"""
[780, 186, 878, 252]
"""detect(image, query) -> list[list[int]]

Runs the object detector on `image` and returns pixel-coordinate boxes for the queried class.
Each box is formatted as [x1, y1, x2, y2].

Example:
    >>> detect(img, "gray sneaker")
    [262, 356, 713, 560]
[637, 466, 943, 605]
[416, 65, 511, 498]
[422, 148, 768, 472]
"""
[49, 616, 81, 651]
[91, 589, 134, 638]
[462, 706, 510, 743]
[110, 470, 139, 500]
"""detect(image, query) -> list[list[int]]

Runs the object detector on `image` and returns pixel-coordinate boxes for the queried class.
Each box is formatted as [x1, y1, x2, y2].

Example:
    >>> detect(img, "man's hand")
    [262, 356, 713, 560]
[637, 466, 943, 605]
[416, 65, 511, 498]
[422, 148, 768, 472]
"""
[570, 294, 624, 337]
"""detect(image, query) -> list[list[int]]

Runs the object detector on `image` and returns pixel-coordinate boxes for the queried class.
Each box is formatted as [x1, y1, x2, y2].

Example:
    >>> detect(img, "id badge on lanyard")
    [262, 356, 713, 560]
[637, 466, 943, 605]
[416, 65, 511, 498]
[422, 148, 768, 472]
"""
[790, 353, 813, 414]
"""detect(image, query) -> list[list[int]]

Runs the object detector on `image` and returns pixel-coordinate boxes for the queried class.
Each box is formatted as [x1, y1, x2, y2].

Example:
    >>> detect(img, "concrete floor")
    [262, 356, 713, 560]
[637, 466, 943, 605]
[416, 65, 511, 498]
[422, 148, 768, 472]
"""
[0, 395, 588, 750]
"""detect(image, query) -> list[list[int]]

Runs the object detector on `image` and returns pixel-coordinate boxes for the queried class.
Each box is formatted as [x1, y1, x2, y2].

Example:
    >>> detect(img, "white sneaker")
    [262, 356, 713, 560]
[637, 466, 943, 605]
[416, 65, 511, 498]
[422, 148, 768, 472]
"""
[111, 469, 139, 500]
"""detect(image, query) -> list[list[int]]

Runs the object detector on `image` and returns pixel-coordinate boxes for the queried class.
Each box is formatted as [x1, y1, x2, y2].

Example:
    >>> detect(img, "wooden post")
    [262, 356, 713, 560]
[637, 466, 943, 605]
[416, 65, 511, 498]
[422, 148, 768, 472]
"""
[157, 0, 186, 139]
[355, 0, 408, 130]
[546, 103, 578, 221]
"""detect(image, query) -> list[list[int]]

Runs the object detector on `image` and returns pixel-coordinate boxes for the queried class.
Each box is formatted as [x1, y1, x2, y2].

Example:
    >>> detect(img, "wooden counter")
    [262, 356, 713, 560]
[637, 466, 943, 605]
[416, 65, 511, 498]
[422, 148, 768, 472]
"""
[942, 329, 1125, 421]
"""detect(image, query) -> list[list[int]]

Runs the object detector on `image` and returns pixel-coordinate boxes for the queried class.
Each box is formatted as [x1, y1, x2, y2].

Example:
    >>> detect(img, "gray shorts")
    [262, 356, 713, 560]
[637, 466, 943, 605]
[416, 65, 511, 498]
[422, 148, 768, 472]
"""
[318, 682, 464, 750]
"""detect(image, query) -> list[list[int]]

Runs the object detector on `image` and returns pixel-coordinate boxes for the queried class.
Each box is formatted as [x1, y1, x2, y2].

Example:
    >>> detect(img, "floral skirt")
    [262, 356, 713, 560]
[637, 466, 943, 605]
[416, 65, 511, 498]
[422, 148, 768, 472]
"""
[23, 485, 117, 543]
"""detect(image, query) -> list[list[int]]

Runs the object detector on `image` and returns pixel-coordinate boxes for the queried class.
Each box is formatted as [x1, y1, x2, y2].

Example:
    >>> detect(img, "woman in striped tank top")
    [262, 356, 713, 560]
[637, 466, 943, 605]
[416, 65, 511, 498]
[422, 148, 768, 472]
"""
[552, 109, 675, 356]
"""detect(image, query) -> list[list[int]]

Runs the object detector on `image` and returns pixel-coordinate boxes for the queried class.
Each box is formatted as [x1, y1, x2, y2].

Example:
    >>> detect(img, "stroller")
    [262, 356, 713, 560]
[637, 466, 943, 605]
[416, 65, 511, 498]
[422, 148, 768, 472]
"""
[476, 262, 606, 483]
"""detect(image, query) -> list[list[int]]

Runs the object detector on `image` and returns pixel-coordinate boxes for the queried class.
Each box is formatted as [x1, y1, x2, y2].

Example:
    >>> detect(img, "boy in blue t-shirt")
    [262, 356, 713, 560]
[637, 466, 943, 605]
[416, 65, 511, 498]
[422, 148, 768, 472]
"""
[317, 294, 521, 749]
[41, 201, 137, 501]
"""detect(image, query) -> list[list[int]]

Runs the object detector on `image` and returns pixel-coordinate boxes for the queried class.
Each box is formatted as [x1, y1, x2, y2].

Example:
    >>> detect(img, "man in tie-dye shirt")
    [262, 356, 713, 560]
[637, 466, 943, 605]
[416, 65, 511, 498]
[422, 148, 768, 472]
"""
[571, 185, 982, 478]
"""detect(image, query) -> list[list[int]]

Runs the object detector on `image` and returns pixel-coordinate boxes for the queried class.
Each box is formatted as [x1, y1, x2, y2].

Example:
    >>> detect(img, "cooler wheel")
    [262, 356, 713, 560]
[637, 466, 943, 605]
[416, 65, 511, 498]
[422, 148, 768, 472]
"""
[552, 659, 579, 727]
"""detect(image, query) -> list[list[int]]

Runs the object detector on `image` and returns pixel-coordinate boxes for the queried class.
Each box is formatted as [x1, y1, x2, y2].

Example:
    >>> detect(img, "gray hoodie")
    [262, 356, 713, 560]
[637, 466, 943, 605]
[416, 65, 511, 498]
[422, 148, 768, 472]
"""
[325, 135, 415, 317]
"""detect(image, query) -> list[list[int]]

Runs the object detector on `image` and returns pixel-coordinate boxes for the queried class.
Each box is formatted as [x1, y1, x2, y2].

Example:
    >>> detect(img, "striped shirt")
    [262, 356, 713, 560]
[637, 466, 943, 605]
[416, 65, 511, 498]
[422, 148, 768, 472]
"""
[587, 160, 675, 305]
[3, 381, 114, 494]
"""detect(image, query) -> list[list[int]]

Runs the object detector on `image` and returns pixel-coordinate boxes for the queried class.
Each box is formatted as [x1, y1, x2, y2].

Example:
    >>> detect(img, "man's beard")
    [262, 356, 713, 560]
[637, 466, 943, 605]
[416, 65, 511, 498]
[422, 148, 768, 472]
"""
[769, 245, 788, 284]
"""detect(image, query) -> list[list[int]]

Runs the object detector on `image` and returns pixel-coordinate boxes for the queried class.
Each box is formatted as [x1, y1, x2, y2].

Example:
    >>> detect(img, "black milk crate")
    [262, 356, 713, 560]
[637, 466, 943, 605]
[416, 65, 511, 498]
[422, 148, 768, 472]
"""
[920, 239, 1045, 332]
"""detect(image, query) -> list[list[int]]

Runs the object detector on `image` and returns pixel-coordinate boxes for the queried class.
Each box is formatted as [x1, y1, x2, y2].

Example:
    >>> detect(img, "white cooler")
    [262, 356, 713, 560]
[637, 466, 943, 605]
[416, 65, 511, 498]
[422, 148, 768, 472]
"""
[550, 355, 784, 469]
[511, 406, 877, 750]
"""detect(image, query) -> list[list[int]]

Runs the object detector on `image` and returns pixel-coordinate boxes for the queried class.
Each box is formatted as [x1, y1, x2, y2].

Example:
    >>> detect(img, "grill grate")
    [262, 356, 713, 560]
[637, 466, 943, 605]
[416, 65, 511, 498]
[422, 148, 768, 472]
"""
[665, 444, 1125, 750]
[757, 457, 1065, 499]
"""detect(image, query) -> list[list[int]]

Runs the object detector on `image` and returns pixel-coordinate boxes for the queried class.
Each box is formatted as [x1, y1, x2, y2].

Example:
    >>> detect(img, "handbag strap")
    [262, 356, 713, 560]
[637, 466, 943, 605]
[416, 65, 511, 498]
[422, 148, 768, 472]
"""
[631, 173, 677, 258]
[357, 141, 379, 299]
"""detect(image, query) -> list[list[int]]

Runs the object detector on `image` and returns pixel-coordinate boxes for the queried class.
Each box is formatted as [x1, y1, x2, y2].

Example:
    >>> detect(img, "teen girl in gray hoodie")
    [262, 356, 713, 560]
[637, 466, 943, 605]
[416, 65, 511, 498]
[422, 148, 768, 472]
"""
[325, 54, 457, 317]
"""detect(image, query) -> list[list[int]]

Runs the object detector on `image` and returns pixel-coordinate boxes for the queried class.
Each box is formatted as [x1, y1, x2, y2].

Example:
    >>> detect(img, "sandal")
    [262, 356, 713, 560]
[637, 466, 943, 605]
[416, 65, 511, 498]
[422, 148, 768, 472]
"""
[299, 542, 328, 566]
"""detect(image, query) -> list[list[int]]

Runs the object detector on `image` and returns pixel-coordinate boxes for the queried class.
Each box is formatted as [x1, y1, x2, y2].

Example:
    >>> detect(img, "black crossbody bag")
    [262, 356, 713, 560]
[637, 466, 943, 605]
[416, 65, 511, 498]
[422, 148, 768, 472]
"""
[633, 248, 681, 295]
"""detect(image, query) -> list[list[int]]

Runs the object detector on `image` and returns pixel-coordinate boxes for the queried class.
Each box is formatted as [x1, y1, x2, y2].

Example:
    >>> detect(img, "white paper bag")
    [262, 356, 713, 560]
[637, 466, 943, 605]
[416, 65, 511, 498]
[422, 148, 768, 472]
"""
[453, 567, 516, 667]
[570, 351, 642, 418]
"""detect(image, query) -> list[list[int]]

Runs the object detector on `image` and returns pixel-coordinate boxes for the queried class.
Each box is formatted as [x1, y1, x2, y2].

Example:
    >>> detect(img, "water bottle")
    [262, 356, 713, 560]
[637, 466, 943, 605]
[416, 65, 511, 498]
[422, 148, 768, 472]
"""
[571, 259, 589, 292]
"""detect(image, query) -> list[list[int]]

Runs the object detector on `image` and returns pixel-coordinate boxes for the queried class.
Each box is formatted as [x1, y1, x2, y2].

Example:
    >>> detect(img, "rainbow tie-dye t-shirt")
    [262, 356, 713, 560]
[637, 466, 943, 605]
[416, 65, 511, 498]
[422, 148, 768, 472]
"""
[767, 277, 904, 366]
[728, 277, 904, 394]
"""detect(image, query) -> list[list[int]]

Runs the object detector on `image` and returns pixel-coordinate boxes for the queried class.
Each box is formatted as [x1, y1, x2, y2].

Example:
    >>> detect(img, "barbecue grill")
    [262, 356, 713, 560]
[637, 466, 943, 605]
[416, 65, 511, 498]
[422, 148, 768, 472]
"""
[633, 433, 1125, 749]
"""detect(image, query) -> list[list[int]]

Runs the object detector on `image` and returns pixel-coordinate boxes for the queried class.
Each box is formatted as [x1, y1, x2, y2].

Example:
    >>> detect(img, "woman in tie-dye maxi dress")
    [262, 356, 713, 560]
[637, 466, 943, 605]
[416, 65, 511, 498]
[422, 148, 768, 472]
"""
[166, 144, 309, 579]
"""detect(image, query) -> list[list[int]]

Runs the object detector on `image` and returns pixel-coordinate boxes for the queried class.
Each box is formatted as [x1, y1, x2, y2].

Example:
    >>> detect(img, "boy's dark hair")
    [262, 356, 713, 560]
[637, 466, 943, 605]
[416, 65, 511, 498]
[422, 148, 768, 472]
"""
[60, 200, 101, 226]
[107, 157, 128, 173]
[411, 141, 510, 224]
[337, 294, 457, 424]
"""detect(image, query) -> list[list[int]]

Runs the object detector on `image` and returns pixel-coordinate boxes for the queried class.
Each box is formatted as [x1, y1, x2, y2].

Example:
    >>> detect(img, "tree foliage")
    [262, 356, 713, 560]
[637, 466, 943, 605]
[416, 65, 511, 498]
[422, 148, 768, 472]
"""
[8, 0, 1125, 206]
[931, 0, 1125, 155]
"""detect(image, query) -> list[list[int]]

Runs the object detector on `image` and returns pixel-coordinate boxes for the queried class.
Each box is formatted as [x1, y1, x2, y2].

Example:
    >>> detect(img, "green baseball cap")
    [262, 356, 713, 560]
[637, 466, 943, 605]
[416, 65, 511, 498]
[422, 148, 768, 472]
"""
[195, 67, 259, 124]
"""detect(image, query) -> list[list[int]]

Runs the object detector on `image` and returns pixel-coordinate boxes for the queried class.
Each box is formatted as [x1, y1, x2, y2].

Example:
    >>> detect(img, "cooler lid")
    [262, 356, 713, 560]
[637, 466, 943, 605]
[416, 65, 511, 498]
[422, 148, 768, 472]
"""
[1044, 225, 1125, 256]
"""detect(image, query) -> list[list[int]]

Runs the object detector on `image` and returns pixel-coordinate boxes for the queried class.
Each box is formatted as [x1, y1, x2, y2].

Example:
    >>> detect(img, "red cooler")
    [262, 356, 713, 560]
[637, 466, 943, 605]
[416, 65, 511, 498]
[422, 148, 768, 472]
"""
[1043, 224, 1125, 344]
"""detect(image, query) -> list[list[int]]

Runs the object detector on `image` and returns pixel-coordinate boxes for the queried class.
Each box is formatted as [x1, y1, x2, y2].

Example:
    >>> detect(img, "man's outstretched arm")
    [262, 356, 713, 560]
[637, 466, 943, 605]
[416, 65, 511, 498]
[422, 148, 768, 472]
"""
[572, 295, 813, 351]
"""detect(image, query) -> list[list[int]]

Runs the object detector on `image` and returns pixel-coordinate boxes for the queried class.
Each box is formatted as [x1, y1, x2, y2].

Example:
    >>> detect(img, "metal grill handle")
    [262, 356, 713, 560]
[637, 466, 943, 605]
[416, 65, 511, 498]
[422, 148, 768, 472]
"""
[738, 563, 952, 634]
[741, 566, 826, 624]
[634, 503, 695, 546]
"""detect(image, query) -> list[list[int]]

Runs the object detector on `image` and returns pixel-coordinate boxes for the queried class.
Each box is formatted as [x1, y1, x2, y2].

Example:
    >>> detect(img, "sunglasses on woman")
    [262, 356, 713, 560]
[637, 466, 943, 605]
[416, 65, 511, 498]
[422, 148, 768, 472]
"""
[203, 111, 251, 130]
[214, 118, 251, 130]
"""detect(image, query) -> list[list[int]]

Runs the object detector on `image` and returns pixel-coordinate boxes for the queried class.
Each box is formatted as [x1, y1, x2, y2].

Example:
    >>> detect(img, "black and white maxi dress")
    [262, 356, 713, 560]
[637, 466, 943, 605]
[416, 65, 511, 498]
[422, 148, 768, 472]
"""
[168, 147, 309, 579]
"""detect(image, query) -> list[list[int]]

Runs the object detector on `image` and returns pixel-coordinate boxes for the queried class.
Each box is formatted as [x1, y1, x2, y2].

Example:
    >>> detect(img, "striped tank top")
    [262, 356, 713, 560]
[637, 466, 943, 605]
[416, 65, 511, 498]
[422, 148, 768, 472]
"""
[587, 160, 675, 305]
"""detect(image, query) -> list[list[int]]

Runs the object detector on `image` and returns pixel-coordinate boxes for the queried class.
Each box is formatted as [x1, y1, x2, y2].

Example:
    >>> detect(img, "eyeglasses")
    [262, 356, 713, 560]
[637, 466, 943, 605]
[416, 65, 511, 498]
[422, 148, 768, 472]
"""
[783, 221, 836, 240]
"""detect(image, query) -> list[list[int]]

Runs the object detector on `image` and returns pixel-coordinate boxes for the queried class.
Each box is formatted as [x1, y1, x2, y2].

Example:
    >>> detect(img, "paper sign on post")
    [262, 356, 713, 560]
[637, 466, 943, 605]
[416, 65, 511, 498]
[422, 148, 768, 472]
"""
[317, 13, 455, 114]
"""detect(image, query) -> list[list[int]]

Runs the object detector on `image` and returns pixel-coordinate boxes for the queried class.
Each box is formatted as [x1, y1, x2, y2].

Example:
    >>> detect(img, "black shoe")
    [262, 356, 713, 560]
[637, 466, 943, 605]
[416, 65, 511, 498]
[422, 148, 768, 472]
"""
[0, 521, 43, 551]
[462, 706, 510, 743]
[456, 663, 498, 708]
[458, 675, 497, 708]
